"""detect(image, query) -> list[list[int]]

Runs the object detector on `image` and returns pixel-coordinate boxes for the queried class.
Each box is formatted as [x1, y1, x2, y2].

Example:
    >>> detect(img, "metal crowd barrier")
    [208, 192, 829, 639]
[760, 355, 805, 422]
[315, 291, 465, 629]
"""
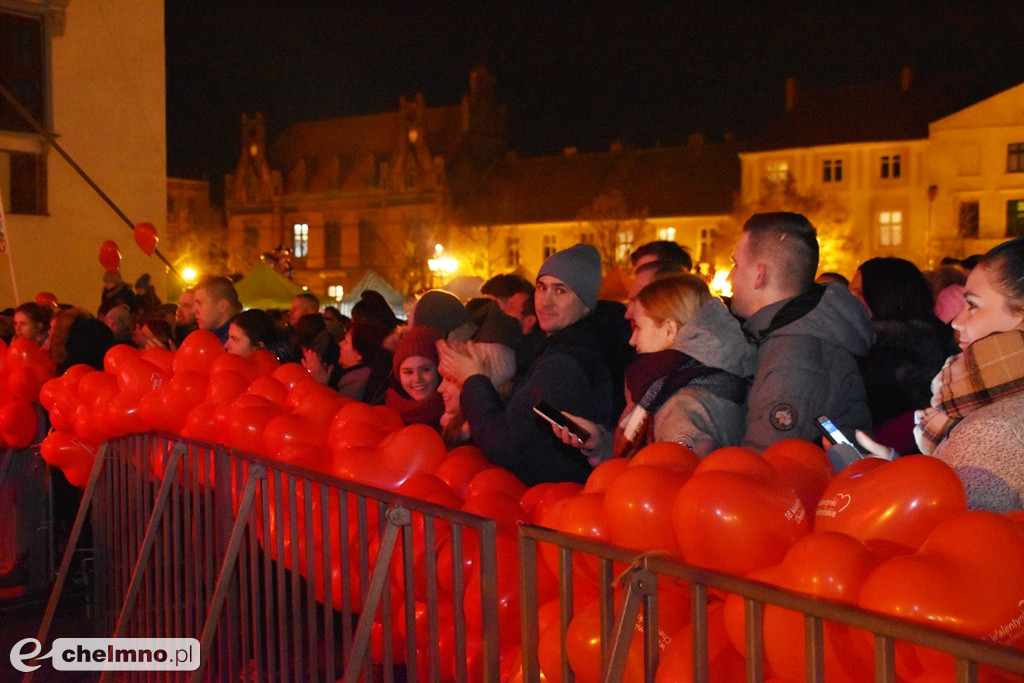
[518, 524, 1024, 683]
[25, 432, 1024, 682]
[30, 432, 501, 682]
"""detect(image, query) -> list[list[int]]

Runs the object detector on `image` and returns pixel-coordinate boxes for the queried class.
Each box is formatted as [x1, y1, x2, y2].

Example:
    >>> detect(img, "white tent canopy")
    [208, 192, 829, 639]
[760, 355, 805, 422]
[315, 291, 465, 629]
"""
[338, 270, 410, 319]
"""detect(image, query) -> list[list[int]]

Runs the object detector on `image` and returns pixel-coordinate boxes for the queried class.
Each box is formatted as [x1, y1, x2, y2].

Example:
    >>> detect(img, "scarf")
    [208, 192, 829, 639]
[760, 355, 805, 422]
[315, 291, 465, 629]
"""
[914, 330, 1024, 454]
[384, 387, 445, 430]
[612, 349, 747, 459]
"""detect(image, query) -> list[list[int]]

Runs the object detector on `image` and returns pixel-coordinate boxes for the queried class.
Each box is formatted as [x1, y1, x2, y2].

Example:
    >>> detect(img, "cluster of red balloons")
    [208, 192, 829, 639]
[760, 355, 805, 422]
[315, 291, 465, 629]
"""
[0, 337, 56, 449]
[521, 437, 1024, 682]
[96, 223, 159, 275]
[22, 332, 1024, 680]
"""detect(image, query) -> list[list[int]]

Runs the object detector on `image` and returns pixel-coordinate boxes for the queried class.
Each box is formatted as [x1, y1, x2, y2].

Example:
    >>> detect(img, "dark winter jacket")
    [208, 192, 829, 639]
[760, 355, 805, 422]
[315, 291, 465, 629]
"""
[859, 317, 958, 428]
[741, 283, 875, 451]
[460, 312, 614, 486]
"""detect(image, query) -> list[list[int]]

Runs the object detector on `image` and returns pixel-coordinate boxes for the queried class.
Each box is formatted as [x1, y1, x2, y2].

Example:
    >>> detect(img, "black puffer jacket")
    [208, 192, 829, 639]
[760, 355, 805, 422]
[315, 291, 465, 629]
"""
[461, 312, 614, 486]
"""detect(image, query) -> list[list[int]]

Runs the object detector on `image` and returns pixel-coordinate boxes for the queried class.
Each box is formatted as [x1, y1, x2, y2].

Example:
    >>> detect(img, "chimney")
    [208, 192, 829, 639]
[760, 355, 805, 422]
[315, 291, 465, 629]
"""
[901, 66, 914, 91]
[610, 140, 623, 154]
[785, 77, 797, 111]
[563, 146, 578, 158]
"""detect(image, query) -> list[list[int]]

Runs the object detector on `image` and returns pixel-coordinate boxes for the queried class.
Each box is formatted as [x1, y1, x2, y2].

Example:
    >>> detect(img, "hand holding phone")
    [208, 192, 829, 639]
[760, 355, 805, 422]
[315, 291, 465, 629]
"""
[533, 401, 592, 444]
[816, 414, 864, 472]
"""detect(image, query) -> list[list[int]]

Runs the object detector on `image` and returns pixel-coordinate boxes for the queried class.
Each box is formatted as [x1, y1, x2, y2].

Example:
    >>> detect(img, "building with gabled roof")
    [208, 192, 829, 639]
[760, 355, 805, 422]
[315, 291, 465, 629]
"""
[739, 69, 1022, 274]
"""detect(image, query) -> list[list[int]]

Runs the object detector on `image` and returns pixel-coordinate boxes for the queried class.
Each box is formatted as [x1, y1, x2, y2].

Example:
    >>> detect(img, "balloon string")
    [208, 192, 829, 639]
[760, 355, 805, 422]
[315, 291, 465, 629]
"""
[0, 80, 183, 282]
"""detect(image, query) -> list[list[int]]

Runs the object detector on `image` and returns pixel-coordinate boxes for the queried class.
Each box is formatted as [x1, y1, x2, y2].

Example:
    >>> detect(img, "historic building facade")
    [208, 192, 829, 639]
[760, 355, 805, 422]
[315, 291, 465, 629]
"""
[739, 71, 1024, 275]
[224, 68, 506, 298]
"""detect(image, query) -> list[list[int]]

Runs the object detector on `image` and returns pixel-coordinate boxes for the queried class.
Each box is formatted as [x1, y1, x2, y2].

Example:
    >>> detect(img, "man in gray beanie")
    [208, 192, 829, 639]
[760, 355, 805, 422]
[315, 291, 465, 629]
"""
[438, 243, 614, 486]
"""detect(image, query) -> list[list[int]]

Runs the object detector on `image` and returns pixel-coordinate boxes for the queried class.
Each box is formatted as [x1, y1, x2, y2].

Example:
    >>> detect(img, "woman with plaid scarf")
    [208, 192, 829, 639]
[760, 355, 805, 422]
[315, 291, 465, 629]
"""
[856, 237, 1024, 512]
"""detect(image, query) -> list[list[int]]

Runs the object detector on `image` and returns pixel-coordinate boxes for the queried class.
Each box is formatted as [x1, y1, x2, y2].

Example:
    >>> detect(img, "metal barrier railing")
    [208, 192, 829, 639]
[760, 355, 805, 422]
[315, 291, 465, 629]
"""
[26, 431, 1024, 682]
[518, 523, 1024, 683]
[29, 433, 502, 682]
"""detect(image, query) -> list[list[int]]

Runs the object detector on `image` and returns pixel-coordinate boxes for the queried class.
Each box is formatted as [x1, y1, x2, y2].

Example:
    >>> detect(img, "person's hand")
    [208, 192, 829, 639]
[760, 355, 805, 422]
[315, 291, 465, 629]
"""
[549, 411, 600, 450]
[437, 339, 486, 385]
[854, 430, 898, 460]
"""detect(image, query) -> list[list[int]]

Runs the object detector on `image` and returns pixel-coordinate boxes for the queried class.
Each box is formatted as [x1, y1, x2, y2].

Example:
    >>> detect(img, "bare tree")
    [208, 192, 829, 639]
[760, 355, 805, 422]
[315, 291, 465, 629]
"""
[576, 190, 651, 269]
[715, 173, 860, 276]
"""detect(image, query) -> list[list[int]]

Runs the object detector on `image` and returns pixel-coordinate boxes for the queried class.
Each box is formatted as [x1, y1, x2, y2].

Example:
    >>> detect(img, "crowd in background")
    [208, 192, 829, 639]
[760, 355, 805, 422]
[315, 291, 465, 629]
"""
[1, 212, 1022, 519]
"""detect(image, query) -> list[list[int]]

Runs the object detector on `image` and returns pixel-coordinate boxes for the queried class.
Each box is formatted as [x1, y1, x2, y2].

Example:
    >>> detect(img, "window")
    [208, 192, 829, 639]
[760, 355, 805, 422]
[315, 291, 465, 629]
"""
[1007, 144, 1024, 173]
[1007, 200, 1024, 237]
[324, 220, 341, 268]
[293, 223, 309, 258]
[823, 159, 843, 183]
[506, 235, 520, 267]
[243, 222, 259, 249]
[1, 150, 46, 214]
[958, 201, 979, 239]
[877, 211, 903, 246]
[657, 227, 676, 241]
[615, 231, 633, 264]
[328, 284, 344, 300]
[881, 154, 902, 179]
[579, 232, 594, 244]
[542, 235, 557, 259]
[0, 11, 45, 133]
[765, 160, 789, 183]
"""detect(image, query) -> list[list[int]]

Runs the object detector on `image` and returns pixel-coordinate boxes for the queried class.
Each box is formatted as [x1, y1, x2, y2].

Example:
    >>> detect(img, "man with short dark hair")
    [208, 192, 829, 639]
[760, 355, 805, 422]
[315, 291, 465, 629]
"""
[630, 240, 692, 271]
[192, 275, 241, 345]
[480, 273, 537, 335]
[728, 212, 874, 451]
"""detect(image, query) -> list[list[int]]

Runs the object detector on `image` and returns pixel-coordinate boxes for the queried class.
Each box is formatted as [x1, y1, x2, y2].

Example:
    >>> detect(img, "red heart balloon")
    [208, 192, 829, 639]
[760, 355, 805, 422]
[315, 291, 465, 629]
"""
[673, 456, 810, 576]
[859, 511, 1024, 678]
[814, 455, 967, 558]
[133, 222, 158, 255]
[98, 239, 121, 273]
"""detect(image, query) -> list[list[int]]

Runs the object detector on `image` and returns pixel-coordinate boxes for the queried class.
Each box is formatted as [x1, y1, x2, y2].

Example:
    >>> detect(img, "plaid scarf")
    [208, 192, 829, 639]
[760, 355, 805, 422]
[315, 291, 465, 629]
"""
[914, 330, 1024, 454]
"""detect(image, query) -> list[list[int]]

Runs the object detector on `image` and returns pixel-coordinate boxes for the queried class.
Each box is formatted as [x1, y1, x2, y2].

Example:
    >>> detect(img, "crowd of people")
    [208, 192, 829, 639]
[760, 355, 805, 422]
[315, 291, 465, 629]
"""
[1, 212, 1021, 568]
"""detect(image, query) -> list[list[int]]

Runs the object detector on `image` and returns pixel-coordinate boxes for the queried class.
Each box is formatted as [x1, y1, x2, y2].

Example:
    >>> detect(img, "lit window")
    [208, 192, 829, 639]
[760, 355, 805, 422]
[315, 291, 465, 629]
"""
[293, 223, 309, 258]
[615, 231, 634, 263]
[1007, 144, 1024, 173]
[542, 235, 557, 259]
[328, 284, 344, 300]
[506, 235, 520, 266]
[765, 160, 789, 183]
[1007, 200, 1024, 237]
[579, 232, 594, 244]
[823, 159, 843, 183]
[881, 154, 902, 179]
[657, 227, 676, 241]
[878, 211, 903, 246]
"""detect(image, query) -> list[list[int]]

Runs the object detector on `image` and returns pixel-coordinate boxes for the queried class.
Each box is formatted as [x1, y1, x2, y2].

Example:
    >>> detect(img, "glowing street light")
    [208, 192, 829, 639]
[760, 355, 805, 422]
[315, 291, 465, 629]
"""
[181, 266, 198, 283]
[428, 244, 457, 277]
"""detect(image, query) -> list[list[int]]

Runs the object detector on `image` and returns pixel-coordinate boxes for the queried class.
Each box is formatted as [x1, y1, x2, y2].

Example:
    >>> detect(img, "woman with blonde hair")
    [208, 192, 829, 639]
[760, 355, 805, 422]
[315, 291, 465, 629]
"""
[554, 273, 755, 460]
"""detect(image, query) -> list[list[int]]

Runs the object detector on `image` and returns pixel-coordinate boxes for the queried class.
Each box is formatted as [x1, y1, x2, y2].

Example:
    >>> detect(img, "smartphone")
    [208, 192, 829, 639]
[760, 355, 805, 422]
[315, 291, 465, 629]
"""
[815, 415, 858, 449]
[533, 401, 591, 443]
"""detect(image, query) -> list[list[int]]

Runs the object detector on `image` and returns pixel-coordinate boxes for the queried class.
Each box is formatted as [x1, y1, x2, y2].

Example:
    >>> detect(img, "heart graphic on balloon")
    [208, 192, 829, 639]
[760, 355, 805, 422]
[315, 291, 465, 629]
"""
[814, 455, 967, 558]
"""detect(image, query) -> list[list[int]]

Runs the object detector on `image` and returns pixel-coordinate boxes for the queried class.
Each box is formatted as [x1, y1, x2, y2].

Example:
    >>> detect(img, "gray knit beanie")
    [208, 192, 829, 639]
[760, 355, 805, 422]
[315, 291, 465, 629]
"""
[537, 243, 602, 310]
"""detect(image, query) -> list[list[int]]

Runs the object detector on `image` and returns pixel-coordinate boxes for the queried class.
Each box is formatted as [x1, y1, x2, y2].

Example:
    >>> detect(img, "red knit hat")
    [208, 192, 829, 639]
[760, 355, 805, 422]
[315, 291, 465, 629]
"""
[392, 325, 442, 374]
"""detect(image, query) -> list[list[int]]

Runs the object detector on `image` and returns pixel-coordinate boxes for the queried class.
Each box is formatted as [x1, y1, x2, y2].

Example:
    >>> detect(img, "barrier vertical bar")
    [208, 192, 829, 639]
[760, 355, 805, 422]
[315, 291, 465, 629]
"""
[744, 598, 765, 681]
[804, 613, 825, 683]
[26, 442, 109, 683]
[689, 582, 710, 683]
[190, 462, 266, 683]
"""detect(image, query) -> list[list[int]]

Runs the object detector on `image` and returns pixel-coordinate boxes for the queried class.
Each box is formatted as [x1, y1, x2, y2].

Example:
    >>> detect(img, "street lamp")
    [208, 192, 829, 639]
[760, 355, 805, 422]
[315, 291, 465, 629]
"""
[427, 243, 457, 287]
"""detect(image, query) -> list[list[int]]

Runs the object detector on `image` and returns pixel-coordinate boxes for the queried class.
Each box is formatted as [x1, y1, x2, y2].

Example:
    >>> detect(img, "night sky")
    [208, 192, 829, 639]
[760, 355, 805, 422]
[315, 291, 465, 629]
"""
[165, 2, 1024, 202]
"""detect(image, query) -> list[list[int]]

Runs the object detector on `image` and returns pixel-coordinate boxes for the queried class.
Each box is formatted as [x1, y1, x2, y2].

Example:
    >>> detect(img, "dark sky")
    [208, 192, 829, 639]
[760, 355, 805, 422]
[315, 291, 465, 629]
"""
[165, 2, 1024, 201]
